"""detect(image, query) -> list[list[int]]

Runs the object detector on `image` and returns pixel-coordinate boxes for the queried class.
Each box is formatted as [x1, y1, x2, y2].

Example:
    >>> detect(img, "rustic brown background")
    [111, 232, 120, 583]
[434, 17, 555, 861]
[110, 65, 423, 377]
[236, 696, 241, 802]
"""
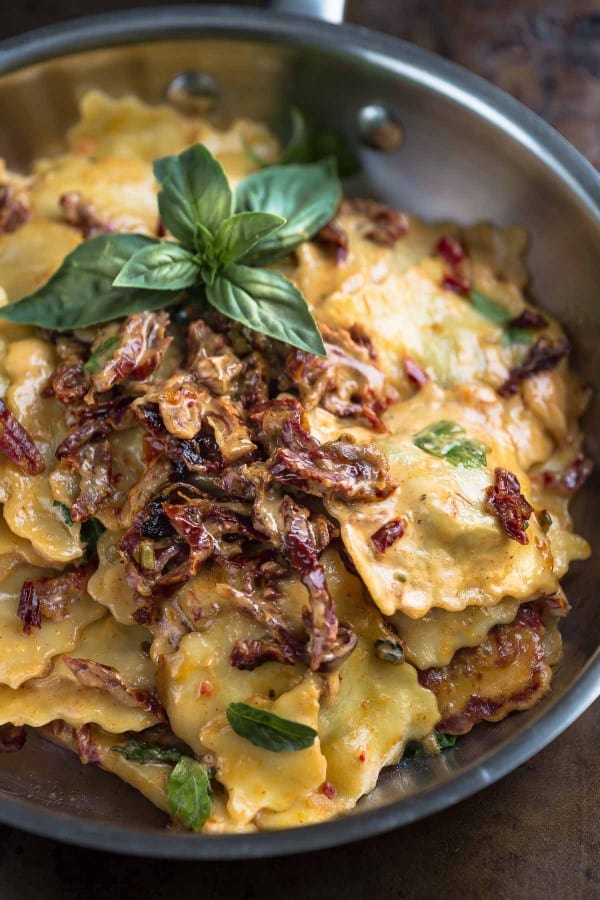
[0, 2, 598, 898]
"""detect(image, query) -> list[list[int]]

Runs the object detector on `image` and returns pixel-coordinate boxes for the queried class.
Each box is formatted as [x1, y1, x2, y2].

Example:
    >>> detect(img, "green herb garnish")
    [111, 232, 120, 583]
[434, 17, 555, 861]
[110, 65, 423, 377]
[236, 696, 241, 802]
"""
[226, 701, 317, 752]
[468, 289, 512, 326]
[374, 638, 405, 665]
[412, 420, 489, 469]
[434, 731, 457, 750]
[166, 756, 212, 832]
[404, 731, 457, 759]
[468, 290, 533, 346]
[0, 145, 341, 356]
[112, 738, 182, 765]
[53, 500, 74, 526]
[83, 336, 121, 373]
[80, 517, 105, 555]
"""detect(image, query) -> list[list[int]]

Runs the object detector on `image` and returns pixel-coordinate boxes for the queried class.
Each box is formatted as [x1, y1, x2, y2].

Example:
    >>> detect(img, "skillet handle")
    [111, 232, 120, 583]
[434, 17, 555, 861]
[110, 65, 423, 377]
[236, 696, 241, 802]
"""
[268, 0, 346, 24]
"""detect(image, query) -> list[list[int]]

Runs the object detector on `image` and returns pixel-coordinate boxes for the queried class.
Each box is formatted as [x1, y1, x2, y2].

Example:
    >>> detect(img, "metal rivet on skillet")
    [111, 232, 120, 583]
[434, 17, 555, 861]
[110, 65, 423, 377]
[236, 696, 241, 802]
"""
[358, 104, 404, 151]
[166, 71, 219, 115]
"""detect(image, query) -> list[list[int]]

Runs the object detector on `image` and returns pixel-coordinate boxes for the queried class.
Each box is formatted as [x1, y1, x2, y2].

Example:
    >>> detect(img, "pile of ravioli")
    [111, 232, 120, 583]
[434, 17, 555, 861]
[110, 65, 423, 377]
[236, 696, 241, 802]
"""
[0, 91, 590, 833]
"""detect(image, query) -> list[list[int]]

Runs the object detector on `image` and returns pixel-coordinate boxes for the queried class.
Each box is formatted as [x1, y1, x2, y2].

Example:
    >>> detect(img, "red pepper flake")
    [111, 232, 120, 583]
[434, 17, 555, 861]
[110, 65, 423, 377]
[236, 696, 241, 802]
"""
[199, 680, 214, 697]
[371, 518, 405, 554]
[358, 752, 366, 763]
[437, 235, 466, 266]
[321, 781, 336, 799]
[404, 356, 429, 387]
[485, 467, 533, 544]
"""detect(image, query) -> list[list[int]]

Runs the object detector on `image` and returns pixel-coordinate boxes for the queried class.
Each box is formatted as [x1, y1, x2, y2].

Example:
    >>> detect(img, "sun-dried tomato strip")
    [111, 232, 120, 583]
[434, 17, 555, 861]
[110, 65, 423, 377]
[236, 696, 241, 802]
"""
[499, 336, 569, 396]
[485, 467, 533, 544]
[0, 399, 45, 475]
[63, 656, 167, 722]
[316, 222, 349, 263]
[17, 563, 95, 635]
[404, 356, 429, 387]
[371, 518, 406, 553]
[59, 191, 115, 238]
[0, 184, 30, 235]
[0, 724, 26, 753]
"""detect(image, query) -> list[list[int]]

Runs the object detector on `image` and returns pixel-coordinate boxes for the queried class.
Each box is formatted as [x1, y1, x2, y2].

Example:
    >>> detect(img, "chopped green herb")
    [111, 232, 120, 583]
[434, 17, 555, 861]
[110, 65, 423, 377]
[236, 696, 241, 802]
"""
[80, 517, 105, 555]
[374, 638, 405, 665]
[468, 289, 512, 326]
[502, 326, 534, 346]
[82, 336, 121, 373]
[226, 701, 317, 752]
[412, 420, 489, 469]
[53, 500, 74, 526]
[434, 731, 457, 750]
[468, 290, 535, 347]
[167, 756, 212, 832]
[112, 738, 182, 765]
[538, 509, 553, 533]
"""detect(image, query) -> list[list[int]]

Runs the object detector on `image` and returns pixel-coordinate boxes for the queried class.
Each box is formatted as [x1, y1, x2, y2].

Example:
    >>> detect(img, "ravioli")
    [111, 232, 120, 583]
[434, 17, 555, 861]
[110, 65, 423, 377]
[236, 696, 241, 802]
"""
[0, 564, 105, 688]
[0, 616, 158, 732]
[325, 383, 558, 618]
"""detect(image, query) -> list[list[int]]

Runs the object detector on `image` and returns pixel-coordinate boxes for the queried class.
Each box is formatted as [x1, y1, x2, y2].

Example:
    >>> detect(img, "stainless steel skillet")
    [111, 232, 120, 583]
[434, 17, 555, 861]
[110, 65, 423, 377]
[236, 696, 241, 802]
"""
[0, 0, 597, 860]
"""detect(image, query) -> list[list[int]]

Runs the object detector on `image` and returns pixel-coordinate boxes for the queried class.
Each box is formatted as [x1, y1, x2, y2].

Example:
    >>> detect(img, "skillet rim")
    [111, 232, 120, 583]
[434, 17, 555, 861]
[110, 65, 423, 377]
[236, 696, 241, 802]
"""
[0, 4, 598, 859]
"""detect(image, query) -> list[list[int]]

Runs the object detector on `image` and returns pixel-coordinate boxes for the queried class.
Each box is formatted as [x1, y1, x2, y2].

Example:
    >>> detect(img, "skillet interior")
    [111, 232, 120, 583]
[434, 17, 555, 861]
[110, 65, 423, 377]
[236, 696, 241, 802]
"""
[0, 6, 597, 858]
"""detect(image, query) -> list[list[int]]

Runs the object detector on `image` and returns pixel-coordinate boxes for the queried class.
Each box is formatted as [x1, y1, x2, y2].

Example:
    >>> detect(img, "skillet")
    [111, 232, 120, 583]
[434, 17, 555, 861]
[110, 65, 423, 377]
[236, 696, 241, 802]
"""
[0, 1, 598, 858]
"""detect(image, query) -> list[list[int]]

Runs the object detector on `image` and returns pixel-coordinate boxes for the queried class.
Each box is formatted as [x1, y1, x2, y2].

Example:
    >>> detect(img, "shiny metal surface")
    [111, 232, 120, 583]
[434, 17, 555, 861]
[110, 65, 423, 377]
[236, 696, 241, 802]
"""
[0, 5, 597, 860]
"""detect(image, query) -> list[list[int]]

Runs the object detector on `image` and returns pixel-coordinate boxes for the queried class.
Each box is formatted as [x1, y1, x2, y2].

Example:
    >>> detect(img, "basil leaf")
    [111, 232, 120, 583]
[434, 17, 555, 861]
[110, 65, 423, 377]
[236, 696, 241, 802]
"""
[413, 420, 489, 469]
[434, 731, 457, 750]
[0, 234, 180, 330]
[167, 756, 212, 832]
[468, 290, 511, 326]
[114, 241, 199, 290]
[112, 738, 182, 765]
[206, 264, 326, 356]
[82, 336, 120, 374]
[214, 212, 285, 267]
[80, 517, 105, 555]
[226, 702, 317, 752]
[154, 144, 232, 247]
[235, 157, 342, 262]
[53, 501, 74, 526]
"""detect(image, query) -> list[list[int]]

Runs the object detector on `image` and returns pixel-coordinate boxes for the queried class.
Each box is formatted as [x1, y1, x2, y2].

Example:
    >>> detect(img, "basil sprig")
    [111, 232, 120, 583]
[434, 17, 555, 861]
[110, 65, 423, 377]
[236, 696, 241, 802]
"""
[112, 738, 182, 765]
[413, 420, 489, 469]
[167, 756, 212, 832]
[226, 701, 317, 752]
[0, 144, 338, 356]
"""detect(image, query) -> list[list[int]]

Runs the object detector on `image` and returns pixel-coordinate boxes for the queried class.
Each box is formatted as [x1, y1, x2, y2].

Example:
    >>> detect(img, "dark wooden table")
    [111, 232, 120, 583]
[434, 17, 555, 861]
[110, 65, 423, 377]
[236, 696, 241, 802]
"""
[0, 3, 598, 898]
